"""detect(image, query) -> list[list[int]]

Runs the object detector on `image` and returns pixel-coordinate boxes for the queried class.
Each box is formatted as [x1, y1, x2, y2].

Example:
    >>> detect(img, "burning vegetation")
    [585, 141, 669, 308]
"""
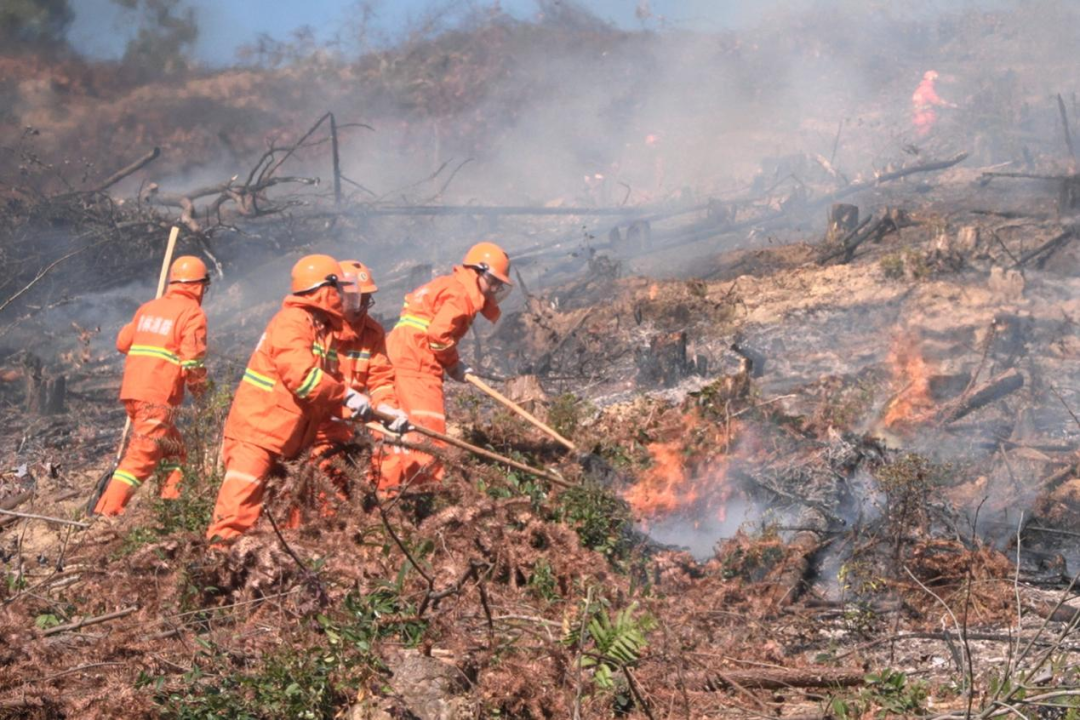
[6, 1, 1080, 718]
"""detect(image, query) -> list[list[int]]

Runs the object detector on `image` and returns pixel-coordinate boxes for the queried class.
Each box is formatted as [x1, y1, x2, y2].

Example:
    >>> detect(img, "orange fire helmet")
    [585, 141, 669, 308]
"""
[339, 260, 378, 294]
[291, 254, 342, 294]
[169, 256, 209, 284]
[463, 242, 512, 284]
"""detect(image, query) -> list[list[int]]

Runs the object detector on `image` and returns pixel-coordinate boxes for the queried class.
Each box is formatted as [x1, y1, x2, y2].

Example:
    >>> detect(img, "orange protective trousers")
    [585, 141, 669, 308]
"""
[94, 400, 184, 516]
[375, 369, 446, 490]
[205, 438, 279, 542]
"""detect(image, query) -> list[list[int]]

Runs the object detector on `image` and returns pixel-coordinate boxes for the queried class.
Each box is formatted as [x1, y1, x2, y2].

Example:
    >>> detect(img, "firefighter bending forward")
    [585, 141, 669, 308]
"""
[311, 260, 408, 495]
[94, 256, 210, 516]
[379, 242, 512, 489]
[206, 255, 370, 542]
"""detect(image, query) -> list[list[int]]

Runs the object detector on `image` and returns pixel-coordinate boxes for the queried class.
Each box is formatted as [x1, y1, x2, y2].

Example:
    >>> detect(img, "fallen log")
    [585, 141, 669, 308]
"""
[524, 154, 970, 275]
[705, 667, 865, 691]
[0, 490, 35, 529]
[42, 605, 138, 637]
[936, 369, 1024, 424]
[1014, 228, 1075, 268]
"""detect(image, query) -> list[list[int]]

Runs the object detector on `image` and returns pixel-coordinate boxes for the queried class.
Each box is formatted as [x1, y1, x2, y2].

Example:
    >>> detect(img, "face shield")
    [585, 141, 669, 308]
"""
[485, 272, 512, 305]
[338, 273, 359, 315]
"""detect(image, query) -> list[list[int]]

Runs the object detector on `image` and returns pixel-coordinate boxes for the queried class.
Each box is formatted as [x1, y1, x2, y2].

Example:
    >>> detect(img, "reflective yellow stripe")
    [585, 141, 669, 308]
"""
[312, 344, 338, 361]
[113, 469, 142, 488]
[224, 469, 263, 486]
[429, 341, 454, 351]
[181, 358, 205, 369]
[160, 462, 182, 471]
[345, 350, 371, 360]
[296, 367, 323, 398]
[129, 345, 181, 365]
[395, 314, 431, 333]
[242, 368, 275, 391]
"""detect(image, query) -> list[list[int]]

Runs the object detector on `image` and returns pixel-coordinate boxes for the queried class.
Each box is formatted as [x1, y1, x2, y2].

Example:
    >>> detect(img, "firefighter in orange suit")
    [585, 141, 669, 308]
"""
[93, 256, 210, 516]
[379, 242, 512, 489]
[310, 260, 407, 497]
[912, 70, 955, 137]
[206, 255, 372, 542]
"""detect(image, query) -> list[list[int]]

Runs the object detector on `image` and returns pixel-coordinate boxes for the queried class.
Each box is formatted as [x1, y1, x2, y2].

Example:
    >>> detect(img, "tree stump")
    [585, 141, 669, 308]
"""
[625, 220, 651, 253]
[635, 330, 703, 388]
[1058, 176, 1080, 215]
[504, 374, 549, 417]
[23, 354, 66, 416]
[826, 203, 859, 243]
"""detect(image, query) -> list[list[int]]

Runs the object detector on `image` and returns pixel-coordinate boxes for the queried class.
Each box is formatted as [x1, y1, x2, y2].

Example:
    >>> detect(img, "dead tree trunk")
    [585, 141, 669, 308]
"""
[22, 354, 65, 416]
[1058, 178, 1080, 215]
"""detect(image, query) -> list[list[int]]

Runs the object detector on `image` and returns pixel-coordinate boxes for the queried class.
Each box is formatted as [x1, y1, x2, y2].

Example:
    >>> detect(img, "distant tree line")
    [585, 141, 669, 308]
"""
[1, 0, 197, 80]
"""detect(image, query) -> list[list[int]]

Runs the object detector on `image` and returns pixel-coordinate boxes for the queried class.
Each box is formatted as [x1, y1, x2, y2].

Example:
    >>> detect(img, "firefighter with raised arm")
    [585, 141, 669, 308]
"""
[93, 256, 210, 516]
[205, 255, 373, 542]
[378, 242, 512, 489]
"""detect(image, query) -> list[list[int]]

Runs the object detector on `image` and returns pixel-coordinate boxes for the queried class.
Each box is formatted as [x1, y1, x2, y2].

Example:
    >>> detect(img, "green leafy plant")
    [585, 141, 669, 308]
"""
[34, 612, 63, 630]
[527, 558, 560, 603]
[564, 601, 656, 690]
[548, 392, 587, 438]
[827, 669, 928, 719]
[557, 483, 634, 564]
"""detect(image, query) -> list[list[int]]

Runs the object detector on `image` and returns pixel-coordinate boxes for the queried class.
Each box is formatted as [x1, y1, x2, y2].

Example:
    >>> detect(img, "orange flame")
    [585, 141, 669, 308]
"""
[882, 332, 934, 428]
[623, 415, 736, 524]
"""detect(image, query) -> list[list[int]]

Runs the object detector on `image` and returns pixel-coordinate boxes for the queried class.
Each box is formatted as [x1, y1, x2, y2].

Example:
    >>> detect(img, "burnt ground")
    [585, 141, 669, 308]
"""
[5, 4, 1080, 719]
[4, 157, 1080, 719]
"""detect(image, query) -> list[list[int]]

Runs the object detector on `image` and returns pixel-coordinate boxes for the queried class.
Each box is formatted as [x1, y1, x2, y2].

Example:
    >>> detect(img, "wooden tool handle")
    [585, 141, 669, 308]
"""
[368, 410, 571, 488]
[465, 374, 577, 451]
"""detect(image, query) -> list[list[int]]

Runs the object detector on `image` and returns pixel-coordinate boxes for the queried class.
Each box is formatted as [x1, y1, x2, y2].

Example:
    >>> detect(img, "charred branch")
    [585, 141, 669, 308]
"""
[936, 369, 1024, 424]
[1014, 227, 1076, 268]
[90, 147, 161, 194]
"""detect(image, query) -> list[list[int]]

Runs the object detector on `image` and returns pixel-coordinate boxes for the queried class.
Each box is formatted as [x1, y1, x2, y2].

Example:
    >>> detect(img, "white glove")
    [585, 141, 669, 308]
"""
[344, 389, 372, 420]
[377, 404, 409, 433]
[446, 362, 473, 383]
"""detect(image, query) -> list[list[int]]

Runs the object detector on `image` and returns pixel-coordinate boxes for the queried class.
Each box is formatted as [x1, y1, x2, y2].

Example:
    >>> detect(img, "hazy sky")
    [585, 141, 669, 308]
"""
[66, 0, 775, 64]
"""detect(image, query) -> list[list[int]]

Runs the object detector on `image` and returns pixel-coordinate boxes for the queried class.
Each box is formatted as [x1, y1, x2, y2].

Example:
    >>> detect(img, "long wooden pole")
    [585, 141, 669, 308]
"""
[368, 413, 572, 488]
[465, 374, 577, 451]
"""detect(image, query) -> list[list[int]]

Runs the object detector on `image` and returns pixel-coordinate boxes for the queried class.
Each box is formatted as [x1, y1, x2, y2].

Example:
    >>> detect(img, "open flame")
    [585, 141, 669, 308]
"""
[881, 332, 935, 428]
[623, 415, 736, 525]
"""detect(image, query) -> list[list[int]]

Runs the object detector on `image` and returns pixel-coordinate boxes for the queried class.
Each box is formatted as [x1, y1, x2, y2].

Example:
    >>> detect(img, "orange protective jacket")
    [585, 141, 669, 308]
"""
[223, 294, 347, 458]
[386, 265, 499, 376]
[912, 79, 944, 110]
[337, 315, 398, 406]
[117, 284, 207, 405]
